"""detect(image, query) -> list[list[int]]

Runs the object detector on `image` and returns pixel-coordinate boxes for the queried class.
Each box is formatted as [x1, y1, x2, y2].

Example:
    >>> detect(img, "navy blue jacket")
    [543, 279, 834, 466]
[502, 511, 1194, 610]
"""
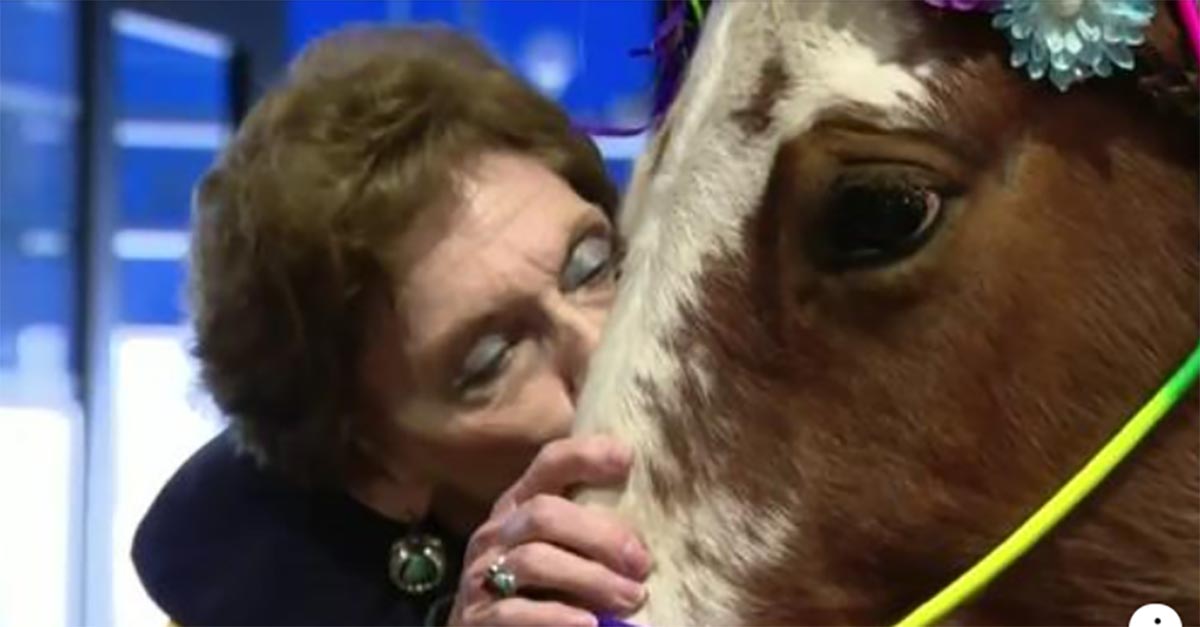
[132, 430, 465, 626]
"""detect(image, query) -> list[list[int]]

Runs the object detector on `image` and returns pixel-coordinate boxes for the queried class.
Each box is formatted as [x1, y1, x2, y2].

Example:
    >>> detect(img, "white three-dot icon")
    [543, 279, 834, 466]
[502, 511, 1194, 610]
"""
[1129, 603, 1182, 627]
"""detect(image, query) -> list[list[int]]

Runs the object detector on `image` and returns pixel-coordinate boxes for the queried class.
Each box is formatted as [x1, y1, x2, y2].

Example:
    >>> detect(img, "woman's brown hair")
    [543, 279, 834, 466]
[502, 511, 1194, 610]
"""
[189, 25, 616, 486]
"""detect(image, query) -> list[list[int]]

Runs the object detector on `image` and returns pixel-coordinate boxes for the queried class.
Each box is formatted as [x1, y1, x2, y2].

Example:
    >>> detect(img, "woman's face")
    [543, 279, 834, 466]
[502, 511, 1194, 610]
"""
[360, 152, 617, 507]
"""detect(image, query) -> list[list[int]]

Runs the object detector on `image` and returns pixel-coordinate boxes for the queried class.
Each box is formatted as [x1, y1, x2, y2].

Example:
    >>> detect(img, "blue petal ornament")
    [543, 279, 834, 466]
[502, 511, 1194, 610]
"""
[992, 0, 1156, 91]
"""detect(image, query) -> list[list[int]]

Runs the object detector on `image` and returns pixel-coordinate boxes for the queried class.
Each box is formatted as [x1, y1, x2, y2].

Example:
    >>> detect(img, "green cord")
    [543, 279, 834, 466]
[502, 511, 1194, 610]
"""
[688, 0, 705, 24]
[895, 343, 1200, 627]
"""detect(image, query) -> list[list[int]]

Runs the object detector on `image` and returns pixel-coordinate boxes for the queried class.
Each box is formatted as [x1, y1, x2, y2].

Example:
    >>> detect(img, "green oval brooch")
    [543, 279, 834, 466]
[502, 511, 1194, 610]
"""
[388, 534, 446, 595]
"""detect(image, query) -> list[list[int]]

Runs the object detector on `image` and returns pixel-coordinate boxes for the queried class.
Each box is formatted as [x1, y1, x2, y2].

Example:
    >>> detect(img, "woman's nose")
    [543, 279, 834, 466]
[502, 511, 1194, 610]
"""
[542, 293, 603, 400]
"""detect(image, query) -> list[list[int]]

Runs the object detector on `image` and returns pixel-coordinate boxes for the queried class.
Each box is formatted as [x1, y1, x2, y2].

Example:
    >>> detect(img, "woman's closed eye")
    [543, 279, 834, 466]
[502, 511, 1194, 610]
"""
[560, 234, 614, 291]
[454, 333, 513, 397]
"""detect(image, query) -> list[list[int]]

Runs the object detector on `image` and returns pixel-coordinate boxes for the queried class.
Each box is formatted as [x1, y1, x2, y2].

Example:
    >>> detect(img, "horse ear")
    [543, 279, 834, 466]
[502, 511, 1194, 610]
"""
[1135, 0, 1198, 118]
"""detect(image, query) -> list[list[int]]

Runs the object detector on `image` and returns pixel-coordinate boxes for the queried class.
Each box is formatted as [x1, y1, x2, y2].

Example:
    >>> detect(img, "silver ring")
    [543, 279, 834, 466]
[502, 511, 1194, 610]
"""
[483, 554, 518, 599]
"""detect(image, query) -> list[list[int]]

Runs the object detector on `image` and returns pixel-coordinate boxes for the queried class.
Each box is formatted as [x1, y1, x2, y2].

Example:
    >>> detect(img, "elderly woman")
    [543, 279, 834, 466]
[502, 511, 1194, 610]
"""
[132, 26, 648, 627]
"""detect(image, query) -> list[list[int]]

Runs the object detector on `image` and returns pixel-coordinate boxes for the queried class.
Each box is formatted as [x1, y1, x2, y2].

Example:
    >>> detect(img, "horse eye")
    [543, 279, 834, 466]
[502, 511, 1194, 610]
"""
[820, 181, 944, 270]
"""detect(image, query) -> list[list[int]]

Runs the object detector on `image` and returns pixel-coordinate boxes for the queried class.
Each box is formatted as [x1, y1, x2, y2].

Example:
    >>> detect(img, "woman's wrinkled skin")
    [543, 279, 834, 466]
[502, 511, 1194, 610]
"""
[353, 153, 650, 626]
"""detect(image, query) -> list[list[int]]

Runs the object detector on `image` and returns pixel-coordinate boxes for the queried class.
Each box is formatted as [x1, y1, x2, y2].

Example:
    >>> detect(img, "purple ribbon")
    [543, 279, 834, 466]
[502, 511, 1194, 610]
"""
[596, 612, 642, 627]
[919, 0, 998, 10]
[575, 0, 700, 138]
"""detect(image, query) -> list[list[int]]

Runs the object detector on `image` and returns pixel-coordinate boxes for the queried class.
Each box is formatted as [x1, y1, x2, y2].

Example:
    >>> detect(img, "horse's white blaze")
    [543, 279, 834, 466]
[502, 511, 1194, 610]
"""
[573, 1, 933, 623]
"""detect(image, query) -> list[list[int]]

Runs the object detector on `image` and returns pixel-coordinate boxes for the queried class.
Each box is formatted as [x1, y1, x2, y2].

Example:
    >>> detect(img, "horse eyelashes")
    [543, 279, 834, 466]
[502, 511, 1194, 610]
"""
[817, 178, 946, 271]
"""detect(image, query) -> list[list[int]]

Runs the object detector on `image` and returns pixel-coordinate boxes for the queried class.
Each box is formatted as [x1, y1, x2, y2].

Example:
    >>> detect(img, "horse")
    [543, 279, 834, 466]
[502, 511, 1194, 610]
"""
[572, 1, 1199, 624]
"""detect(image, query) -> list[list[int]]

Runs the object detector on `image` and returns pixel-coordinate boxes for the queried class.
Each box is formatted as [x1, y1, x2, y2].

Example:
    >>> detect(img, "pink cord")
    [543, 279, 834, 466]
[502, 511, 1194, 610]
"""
[1175, 0, 1200, 69]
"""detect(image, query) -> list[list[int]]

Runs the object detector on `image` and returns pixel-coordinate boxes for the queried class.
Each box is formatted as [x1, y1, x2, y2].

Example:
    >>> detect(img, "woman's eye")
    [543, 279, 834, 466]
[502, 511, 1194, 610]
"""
[455, 333, 512, 394]
[561, 235, 613, 291]
[819, 180, 945, 271]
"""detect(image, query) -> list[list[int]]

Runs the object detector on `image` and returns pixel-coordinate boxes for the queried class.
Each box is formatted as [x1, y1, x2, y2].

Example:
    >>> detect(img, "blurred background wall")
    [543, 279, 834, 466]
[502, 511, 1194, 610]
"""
[0, 1, 656, 625]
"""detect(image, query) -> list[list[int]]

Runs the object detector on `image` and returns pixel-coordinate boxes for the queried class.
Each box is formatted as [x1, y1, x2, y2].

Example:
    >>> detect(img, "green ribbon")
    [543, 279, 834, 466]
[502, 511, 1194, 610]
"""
[896, 343, 1200, 626]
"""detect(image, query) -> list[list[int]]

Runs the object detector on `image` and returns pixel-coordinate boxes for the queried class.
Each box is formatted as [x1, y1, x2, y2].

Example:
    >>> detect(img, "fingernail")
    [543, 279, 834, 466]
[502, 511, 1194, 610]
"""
[607, 446, 632, 470]
[621, 539, 651, 578]
[574, 611, 600, 627]
[618, 579, 647, 609]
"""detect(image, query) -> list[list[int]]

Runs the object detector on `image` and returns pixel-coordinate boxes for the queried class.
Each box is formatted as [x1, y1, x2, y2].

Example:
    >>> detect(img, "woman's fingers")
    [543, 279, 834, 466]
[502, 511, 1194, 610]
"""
[496, 436, 632, 513]
[451, 436, 651, 626]
[503, 541, 647, 614]
[498, 494, 651, 580]
[465, 597, 598, 627]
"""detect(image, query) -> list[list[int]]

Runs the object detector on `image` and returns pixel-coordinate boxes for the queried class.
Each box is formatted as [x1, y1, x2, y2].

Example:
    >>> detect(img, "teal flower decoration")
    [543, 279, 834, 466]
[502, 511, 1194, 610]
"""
[992, 0, 1156, 91]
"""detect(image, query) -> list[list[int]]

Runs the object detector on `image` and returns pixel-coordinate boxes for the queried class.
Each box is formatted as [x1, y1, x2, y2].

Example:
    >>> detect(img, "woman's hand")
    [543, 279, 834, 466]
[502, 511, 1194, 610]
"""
[448, 435, 651, 626]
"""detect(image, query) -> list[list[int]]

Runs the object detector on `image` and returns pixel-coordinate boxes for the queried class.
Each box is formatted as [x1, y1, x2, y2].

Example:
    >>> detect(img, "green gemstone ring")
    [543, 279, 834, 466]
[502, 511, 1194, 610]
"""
[484, 554, 518, 599]
[388, 534, 446, 596]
